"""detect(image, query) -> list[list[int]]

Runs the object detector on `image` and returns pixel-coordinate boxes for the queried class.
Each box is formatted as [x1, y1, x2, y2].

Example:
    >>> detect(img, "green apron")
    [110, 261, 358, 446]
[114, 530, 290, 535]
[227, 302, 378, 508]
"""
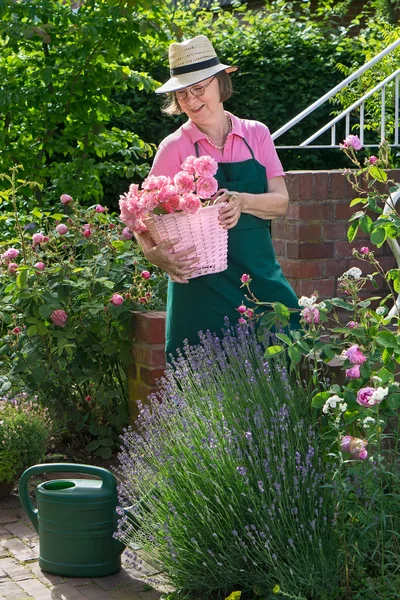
[165, 138, 300, 357]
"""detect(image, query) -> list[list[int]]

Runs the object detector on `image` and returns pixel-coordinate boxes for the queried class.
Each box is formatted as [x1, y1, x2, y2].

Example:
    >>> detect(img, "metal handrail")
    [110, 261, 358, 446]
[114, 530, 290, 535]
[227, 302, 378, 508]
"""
[272, 37, 400, 147]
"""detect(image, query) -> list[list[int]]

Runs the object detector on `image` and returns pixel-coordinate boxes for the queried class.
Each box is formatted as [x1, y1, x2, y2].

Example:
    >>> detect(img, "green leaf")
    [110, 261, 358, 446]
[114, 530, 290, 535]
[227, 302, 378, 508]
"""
[86, 439, 101, 452]
[388, 394, 400, 410]
[275, 333, 291, 345]
[382, 347, 394, 364]
[369, 165, 387, 183]
[349, 197, 367, 207]
[360, 361, 371, 378]
[16, 269, 29, 289]
[99, 437, 114, 447]
[26, 325, 38, 337]
[288, 345, 302, 365]
[370, 228, 386, 247]
[273, 302, 290, 323]
[348, 210, 365, 222]
[96, 446, 113, 459]
[330, 298, 353, 311]
[311, 391, 330, 409]
[347, 221, 359, 243]
[38, 305, 52, 319]
[376, 331, 398, 349]
[264, 345, 285, 358]
[359, 215, 373, 234]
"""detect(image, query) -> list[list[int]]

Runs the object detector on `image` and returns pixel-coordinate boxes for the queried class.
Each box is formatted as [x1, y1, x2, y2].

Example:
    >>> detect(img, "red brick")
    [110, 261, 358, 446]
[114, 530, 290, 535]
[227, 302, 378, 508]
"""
[323, 222, 348, 240]
[285, 173, 298, 202]
[334, 241, 357, 258]
[329, 171, 346, 200]
[297, 223, 321, 242]
[132, 343, 166, 367]
[326, 258, 349, 277]
[139, 366, 166, 386]
[334, 201, 356, 220]
[287, 242, 333, 260]
[271, 219, 286, 239]
[280, 259, 324, 279]
[298, 172, 314, 201]
[313, 172, 329, 201]
[272, 239, 285, 256]
[378, 255, 397, 271]
[299, 278, 336, 298]
[286, 203, 333, 222]
[132, 311, 166, 344]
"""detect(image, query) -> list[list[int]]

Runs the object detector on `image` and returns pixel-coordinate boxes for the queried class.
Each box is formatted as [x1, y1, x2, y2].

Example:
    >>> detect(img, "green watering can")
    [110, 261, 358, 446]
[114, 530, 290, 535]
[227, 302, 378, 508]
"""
[18, 463, 125, 577]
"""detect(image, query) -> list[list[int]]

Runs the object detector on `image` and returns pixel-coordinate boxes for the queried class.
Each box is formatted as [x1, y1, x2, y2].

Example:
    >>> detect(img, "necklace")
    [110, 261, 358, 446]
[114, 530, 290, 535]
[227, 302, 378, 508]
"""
[204, 115, 232, 151]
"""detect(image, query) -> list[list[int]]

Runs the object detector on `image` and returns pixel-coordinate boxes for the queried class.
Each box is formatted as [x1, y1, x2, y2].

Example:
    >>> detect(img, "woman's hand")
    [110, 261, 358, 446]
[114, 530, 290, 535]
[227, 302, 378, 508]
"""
[217, 192, 245, 230]
[146, 238, 199, 284]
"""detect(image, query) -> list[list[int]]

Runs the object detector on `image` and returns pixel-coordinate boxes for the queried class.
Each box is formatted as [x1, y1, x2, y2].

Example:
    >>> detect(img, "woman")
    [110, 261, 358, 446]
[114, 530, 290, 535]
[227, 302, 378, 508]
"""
[136, 35, 300, 357]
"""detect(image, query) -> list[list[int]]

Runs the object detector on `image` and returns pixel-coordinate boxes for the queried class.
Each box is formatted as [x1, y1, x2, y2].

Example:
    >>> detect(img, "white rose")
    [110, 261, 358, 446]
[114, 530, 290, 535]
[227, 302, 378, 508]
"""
[371, 387, 389, 402]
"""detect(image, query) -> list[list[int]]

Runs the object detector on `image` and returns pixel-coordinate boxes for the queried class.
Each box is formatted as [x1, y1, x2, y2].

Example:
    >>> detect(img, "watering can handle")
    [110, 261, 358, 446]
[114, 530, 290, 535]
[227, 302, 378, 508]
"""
[18, 463, 118, 533]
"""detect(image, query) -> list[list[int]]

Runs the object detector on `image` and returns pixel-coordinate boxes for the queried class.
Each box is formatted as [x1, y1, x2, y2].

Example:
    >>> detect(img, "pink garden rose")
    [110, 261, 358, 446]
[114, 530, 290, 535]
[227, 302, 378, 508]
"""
[179, 193, 201, 215]
[12, 326, 22, 334]
[358, 449, 368, 460]
[345, 345, 367, 365]
[34, 262, 45, 271]
[301, 307, 320, 324]
[32, 232, 45, 245]
[2, 248, 19, 260]
[237, 305, 247, 314]
[121, 227, 133, 240]
[142, 175, 170, 191]
[196, 176, 218, 199]
[60, 194, 73, 204]
[8, 262, 18, 273]
[110, 293, 124, 306]
[141, 270, 151, 279]
[346, 321, 358, 329]
[356, 387, 375, 407]
[346, 364, 360, 379]
[56, 223, 68, 235]
[173, 171, 195, 194]
[95, 204, 105, 213]
[194, 156, 218, 178]
[360, 246, 370, 255]
[82, 227, 91, 238]
[343, 135, 363, 150]
[340, 435, 353, 453]
[246, 308, 254, 318]
[50, 309, 68, 327]
[241, 274, 251, 284]
[238, 317, 247, 324]
[369, 156, 378, 165]
[181, 155, 197, 175]
[349, 437, 368, 459]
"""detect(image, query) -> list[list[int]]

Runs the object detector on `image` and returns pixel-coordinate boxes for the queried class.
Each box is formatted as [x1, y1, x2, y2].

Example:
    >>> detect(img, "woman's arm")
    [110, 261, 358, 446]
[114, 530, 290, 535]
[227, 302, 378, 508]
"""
[218, 176, 289, 229]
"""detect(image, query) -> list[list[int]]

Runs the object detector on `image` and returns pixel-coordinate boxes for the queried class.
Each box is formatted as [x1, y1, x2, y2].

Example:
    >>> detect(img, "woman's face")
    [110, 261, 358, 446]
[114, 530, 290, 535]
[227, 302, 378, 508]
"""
[176, 76, 222, 124]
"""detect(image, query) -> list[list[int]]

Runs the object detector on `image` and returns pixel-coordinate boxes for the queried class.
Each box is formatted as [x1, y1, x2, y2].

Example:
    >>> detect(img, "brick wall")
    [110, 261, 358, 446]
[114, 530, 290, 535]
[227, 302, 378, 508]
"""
[272, 170, 397, 299]
[128, 311, 166, 422]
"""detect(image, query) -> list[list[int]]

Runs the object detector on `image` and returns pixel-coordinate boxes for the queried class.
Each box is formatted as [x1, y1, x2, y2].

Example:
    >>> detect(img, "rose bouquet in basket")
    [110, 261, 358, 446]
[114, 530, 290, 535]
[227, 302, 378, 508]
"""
[119, 156, 228, 279]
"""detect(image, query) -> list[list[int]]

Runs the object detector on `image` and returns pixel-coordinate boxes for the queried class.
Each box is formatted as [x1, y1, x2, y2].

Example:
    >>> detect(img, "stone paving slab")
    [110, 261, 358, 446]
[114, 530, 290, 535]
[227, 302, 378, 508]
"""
[0, 494, 164, 600]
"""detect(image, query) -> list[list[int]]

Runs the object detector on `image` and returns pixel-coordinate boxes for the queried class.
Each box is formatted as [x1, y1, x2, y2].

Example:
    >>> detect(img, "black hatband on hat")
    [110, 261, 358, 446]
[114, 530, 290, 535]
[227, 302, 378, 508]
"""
[170, 56, 220, 77]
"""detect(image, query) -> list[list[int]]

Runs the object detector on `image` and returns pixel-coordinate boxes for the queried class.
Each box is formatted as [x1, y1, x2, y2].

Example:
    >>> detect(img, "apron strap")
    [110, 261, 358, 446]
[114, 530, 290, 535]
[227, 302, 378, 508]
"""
[194, 137, 255, 159]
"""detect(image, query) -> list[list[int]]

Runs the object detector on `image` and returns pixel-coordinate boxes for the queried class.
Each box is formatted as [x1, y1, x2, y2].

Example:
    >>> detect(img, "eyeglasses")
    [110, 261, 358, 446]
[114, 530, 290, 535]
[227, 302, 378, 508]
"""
[175, 76, 216, 101]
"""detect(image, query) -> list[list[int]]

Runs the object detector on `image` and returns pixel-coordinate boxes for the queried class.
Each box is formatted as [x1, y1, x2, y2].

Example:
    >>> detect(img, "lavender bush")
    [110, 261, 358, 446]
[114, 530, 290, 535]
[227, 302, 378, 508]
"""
[117, 327, 340, 599]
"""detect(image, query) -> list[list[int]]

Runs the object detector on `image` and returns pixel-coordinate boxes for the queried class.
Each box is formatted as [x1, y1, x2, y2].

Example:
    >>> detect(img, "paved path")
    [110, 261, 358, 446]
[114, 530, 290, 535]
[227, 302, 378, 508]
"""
[0, 493, 166, 600]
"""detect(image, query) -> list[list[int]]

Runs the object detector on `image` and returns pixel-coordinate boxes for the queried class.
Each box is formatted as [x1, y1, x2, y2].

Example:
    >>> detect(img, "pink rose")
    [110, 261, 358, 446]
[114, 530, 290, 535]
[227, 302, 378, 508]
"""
[42, 235, 50, 243]
[85, 395, 92, 402]
[121, 227, 133, 240]
[56, 224, 68, 235]
[345, 345, 367, 365]
[50, 309, 68, 327]
[110, 293, 124, 306]
[194, 156, 218, 178]
[95, 204, 105, 213]
[241, 274, 251, 284]
[349, 437, 368, 459]
[162, 195, 181, 214]
[139, 297, 147, 304]
[174, 171, 195, 194]
[238, 317, 247, 324]
[360, 246, 369, 255]
[181, 155, 197, 175]
[343, 135, 363, 150]
[34, 262, 45, 271]
[246, 308, 254, 318]
[142, 175, 170, 191]
[179, 193, 201, 215]
[8, 262, 18, 273]
[83, 228, 91, 238]
[139, 190, 158, 212]
[3, 248, 19, 260]
[346, 321, 358, 329]
[237, 305, 247, 314]
[196, 176, 218, 199]
[369, 156, 378, 165]
[141, 270, 151, 279]
[60, 194, 73, 204]
[301, 307, 320, 324]
[12, 326, 22, 334]
[346, 365, 360, 379]
[32, 232, 45, 245]
[356, 387, 375, 407]
[340, 435, 353, 453]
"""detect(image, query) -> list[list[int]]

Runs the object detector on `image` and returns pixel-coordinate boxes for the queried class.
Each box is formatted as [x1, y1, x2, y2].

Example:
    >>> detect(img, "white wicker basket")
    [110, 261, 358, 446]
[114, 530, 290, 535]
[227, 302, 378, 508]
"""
[145, 203, 228, 279]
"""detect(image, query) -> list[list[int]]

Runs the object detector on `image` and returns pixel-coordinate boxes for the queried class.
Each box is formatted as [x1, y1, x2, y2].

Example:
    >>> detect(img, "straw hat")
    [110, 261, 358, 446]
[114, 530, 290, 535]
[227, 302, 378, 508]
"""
[155, 35, 237, 94]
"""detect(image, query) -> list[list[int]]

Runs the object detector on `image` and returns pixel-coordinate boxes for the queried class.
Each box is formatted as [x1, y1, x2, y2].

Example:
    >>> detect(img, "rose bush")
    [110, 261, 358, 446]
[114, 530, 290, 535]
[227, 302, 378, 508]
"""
[0, 168, 167, 457]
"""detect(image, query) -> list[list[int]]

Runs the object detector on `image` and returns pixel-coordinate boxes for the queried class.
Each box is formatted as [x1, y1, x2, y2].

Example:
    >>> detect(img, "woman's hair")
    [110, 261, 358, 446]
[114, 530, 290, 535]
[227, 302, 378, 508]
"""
[162, 70, 233, 116]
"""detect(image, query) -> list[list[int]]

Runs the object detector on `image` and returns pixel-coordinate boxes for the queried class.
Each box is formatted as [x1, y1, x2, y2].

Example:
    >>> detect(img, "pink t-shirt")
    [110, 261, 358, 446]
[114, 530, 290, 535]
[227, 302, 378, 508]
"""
[150, 111, 285, 180]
